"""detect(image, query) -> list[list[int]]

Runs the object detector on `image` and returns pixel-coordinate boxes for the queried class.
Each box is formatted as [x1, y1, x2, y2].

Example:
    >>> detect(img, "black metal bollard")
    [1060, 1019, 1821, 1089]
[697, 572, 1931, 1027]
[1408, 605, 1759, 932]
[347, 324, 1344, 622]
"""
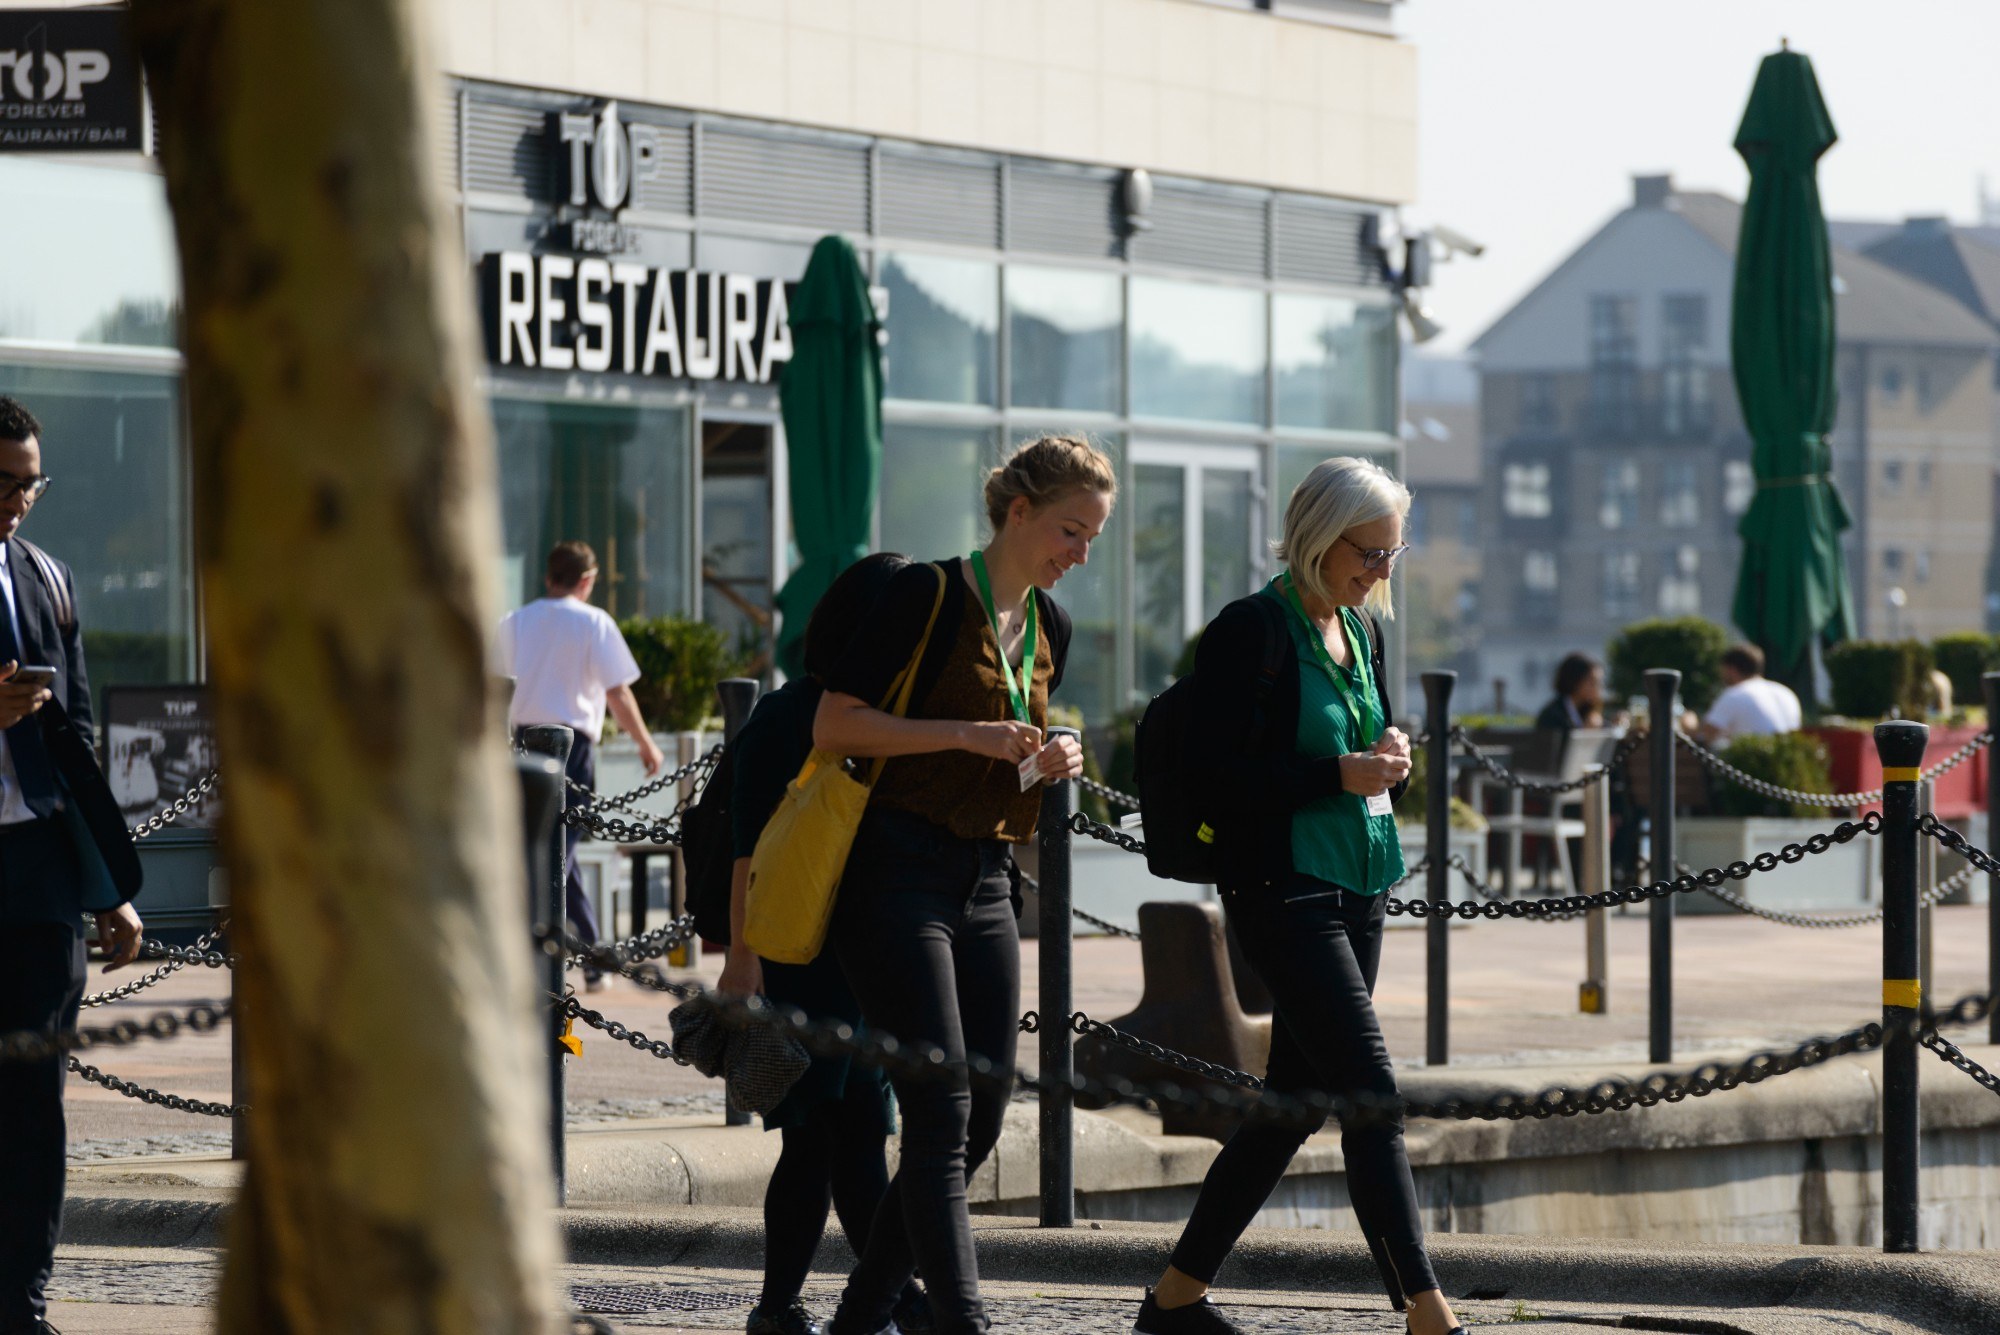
[1644, 669, 1680, 1065]
[1422, 671, 1455, 1066]
[1037, 725, 1079, 1227]
[518, 724, 573, 1206]
[716, 678, 762, 1130]
[229, 911, 246, 1160]
[1877, 719, 1928, 1253]
[1986, 674, 2000, 1046]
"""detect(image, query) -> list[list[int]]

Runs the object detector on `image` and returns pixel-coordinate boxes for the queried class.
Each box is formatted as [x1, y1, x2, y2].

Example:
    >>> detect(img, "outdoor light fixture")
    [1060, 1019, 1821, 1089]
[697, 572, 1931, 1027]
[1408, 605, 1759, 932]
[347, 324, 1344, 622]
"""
[1120, 167, 1153, 233]
[1402, 288, 1443, 344]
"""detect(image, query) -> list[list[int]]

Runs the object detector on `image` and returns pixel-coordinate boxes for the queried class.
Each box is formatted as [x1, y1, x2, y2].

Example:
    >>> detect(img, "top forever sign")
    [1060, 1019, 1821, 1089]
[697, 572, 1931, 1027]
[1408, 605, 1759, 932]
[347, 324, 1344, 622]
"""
[0, 9, 145, 152]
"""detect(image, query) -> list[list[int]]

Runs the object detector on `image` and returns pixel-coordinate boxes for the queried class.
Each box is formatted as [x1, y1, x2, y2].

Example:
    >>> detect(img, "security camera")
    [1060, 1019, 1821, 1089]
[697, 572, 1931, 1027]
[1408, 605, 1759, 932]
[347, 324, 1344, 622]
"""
[1431, 224, 1486, 259]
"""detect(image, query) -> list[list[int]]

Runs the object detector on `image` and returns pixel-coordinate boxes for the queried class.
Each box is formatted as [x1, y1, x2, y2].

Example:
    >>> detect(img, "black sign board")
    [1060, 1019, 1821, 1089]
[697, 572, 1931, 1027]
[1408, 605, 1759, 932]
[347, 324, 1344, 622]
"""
[0, 8, 145, 152]
[101, 685, 217, 832]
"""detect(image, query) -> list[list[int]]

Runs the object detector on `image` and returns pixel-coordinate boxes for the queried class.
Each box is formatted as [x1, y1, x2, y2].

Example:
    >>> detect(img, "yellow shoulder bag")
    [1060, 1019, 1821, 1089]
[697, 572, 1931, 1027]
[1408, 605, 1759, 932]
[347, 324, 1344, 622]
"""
[742, 563, 948, 964]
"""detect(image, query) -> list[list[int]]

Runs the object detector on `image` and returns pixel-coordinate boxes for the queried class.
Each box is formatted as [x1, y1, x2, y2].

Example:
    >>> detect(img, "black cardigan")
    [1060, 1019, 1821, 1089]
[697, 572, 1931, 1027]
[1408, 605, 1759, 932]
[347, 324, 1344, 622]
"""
[1187, 591, 1405, 888]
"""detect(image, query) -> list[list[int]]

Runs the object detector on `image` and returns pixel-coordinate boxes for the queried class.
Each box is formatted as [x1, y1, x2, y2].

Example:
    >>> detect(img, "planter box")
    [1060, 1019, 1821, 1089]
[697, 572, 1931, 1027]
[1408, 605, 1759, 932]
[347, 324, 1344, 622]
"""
[1807, 724, 1985, 819]
[1676, 816, 1878, 915]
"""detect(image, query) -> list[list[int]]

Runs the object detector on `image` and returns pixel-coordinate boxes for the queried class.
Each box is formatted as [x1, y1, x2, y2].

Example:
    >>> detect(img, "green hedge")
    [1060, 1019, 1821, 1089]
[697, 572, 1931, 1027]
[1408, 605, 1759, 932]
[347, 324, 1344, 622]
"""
[1825, 639, 1933, 720]
[1607, 617, 1730, 713]
[1708, 732, 1835, 819]
[616, 616, 750, 734]
[1932, 632, 2000, 709]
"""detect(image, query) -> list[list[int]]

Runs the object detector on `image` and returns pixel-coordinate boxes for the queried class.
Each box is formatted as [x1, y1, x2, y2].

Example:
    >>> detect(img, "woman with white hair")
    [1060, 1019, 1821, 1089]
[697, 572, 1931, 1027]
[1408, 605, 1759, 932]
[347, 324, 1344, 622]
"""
[1133, 457, 1464, 1335]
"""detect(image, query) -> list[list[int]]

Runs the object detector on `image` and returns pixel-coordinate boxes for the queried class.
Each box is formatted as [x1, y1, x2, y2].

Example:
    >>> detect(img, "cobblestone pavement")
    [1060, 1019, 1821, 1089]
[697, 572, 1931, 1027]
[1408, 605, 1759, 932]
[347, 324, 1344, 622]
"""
[39, 1249, 1926, 1334]
[74, 902, 1996, 1155]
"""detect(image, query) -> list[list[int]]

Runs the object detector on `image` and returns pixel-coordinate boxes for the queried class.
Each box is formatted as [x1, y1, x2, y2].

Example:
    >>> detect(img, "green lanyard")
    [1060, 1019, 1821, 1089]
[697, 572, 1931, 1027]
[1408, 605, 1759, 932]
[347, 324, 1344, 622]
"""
[971, 550, 1038, 724]
[1279, 572, 1371, 741]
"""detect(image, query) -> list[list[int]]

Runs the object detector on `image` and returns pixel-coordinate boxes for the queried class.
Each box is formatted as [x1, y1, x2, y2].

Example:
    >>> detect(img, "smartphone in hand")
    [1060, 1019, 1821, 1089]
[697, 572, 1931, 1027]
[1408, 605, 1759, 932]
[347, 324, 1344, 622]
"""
[6, 665, 56, 690]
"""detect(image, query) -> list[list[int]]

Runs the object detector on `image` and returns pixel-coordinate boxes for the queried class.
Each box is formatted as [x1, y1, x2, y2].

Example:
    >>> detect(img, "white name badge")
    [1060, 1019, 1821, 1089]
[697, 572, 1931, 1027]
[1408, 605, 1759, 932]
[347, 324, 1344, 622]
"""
[1018, 754, 1044, 791]
[1365, 791, 1394, 818]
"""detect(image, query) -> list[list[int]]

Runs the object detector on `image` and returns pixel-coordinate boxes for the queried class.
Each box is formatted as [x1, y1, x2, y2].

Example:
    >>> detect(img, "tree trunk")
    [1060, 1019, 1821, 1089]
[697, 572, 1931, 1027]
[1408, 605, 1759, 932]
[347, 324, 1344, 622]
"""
[127, 3, 560, 1330]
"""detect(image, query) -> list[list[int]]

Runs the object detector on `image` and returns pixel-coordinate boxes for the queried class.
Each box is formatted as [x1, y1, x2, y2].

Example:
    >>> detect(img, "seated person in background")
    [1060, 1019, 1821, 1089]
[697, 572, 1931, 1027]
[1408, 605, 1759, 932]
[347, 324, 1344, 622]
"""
[1535, 652, 1605, 733]
[1699, 643, 1801, 743]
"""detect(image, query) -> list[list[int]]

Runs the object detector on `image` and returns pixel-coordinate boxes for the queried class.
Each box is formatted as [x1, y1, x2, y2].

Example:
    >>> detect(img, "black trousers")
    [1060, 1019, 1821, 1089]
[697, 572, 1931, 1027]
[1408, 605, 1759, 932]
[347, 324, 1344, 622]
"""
[829, 808, 1020, 1335]
[0, 910, 86, 1330]
[560, 733, 603, 960]
[1169, 876, 1438, 1307]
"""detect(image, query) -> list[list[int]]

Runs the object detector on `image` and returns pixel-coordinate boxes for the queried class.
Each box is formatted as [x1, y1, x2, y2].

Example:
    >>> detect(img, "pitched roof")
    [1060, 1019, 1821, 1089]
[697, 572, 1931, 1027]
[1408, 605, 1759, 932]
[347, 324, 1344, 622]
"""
[1862, 223, 2000, 330]
[1654, 190, 1995, 348]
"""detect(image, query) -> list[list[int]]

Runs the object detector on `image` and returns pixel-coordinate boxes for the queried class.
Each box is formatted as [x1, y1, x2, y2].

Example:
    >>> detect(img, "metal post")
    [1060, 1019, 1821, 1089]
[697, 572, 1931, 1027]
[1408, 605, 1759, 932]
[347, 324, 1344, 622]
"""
[1877, 719, 1928, 1253]
[1644, 669, 1680, 1064]
[1986, 674, 2000, 1045]
[1422, 672, 1455, 1066]
[716, 678, 762, 1131]
[228, 912, 246, 1159]
[667, 730, 700, 968]
[518, 724, 573, 1207]
[1037, 725, 1079, 1227]
[1581, 766, 1610, 1014]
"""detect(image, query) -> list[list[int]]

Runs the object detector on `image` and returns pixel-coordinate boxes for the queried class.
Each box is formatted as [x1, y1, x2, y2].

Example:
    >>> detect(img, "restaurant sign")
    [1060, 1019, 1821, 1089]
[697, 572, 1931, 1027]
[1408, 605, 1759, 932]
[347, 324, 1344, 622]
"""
[0, 9, 144, 152]
[479, 253, 794, 384]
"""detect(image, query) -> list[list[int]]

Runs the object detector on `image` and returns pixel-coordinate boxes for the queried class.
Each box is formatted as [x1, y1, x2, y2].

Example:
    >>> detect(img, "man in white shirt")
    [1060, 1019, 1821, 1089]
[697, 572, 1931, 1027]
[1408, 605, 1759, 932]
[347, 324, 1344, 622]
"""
[1700, 643, 1803, 743]
[499, 541, 664, 987]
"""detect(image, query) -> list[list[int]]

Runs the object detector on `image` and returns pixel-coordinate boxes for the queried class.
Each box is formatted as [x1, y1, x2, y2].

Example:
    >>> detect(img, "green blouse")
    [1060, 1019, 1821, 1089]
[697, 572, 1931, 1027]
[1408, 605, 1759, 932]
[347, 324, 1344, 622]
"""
[1264, 579, 1406, 894]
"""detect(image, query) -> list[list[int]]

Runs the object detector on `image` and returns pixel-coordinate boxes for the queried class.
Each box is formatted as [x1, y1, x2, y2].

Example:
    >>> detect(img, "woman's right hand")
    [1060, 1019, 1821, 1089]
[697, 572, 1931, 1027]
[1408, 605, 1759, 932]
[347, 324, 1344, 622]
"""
[959, 719, 1044, 764]
[1339, 750, 1411, 797]
[717, 946, 762, 1000]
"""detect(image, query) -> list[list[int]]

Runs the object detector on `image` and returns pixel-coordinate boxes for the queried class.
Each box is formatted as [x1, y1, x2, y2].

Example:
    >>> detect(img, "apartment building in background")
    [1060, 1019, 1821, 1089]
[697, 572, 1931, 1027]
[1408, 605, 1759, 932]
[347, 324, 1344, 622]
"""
[1469, 174, 2000, 705]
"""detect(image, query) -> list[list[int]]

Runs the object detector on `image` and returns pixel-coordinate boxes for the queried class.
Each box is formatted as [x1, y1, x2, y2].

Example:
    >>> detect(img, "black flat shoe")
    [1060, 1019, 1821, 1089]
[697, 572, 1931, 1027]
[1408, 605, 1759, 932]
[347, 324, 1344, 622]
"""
[1134, 1288, 1246, 1335]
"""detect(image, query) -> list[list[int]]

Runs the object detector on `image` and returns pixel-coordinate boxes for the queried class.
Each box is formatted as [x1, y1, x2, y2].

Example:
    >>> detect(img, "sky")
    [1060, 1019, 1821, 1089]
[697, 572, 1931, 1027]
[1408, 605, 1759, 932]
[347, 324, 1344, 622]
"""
[1395, 0, 2000, 353]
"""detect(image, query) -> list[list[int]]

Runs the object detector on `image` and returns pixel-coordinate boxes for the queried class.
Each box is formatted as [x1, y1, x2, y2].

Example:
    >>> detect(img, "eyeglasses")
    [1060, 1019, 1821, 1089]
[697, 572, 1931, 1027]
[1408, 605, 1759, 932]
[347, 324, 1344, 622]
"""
[0, 475, 50, 506]
[1340, 534, 1409, 571]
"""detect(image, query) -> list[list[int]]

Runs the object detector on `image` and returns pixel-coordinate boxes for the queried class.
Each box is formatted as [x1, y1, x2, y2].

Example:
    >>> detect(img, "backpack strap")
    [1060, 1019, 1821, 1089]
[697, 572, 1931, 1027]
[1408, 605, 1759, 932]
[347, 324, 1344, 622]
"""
[1243, 594, 1292, 750]
[14, 539, 75, 632]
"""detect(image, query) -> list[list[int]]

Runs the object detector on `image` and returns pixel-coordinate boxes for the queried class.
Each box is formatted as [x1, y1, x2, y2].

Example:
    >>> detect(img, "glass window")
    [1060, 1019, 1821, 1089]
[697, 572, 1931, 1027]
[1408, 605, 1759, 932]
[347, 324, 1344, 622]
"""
[1918, 459, 1933, 492]
[1724, 460, 1755, 516]
[1132, 462, 1188, 696]
[1273, 294, 1394, 432]
[1599, 460, 1639, 529]
[1883, 547, 1905, 575]
[1272, 442, 1395, 539]
[1130, 277, 1265, 425]
[1458, 496, 1478, 537]
[2, 364, 195, 721]
[1520, 374, 1559, 431]
[1882, 459, 1904, 495]
[1588, 294, 1638, 436]
[1007, 265, 1121, 413]
[1503, 462, 1552, 518]
[1659, 458, 1700, 527]
[0, 159, 180, 349]
[1660, 294, 1710, 438]
[1405, 496, 1426, 546]
[878, 423, 990, 564]
[1659, 545, 1701, 615]
[881, 253, 997, 405]
[1916, 550, 1932, 583]
[491, 397, 691, 621]
[1603, 551, 1641, 618]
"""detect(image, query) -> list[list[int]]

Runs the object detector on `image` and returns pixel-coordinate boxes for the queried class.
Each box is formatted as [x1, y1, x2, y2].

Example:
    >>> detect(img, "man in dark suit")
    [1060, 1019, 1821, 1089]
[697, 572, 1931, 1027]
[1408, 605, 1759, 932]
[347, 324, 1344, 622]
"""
[0, 396, 144, 1335]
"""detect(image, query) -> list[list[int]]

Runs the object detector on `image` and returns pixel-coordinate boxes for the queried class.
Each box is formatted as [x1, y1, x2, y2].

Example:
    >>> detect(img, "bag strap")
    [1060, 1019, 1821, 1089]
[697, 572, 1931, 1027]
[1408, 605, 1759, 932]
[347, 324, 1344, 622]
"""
[14, 538, 74, 632]
[864, 563, 949, 786]
[1242, 593, 1290, 751]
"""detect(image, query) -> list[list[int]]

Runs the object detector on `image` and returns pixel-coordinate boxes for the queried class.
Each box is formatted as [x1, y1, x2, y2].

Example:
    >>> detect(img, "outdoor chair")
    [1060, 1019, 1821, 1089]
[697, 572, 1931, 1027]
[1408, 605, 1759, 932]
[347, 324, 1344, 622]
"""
[1475, 726, 1624, 896]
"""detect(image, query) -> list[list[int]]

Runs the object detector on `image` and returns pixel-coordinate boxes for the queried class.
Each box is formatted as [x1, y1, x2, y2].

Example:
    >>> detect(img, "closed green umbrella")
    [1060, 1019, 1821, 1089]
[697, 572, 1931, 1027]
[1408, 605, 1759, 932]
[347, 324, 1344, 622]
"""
[1728, 46, 1856, 709]
[775, 235, 882, 679]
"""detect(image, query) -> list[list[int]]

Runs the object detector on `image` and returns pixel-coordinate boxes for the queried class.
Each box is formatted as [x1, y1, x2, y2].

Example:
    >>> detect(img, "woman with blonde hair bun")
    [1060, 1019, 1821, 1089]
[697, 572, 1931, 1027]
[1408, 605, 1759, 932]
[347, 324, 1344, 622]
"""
[1133, 456, 1465, 1335]
[813, 434, 1116, 1335]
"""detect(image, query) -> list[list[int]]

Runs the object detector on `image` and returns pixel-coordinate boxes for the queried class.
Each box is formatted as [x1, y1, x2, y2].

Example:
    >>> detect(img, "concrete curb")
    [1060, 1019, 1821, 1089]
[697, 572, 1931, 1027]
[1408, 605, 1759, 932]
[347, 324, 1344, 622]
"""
[62, 1187, 2000, 1333]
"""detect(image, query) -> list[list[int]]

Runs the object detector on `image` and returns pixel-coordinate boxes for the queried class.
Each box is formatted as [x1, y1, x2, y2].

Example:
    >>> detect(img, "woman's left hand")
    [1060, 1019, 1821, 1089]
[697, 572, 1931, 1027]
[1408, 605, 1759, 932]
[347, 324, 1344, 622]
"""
[1373, 726, 1411, 764]
[1036, 732, 1084, 784]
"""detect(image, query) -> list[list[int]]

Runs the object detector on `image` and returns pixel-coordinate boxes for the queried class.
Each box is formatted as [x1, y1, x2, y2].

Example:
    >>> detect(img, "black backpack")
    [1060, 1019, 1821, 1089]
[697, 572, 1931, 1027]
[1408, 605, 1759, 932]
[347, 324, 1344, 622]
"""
[681, 742, 740, 944]
[1132, 596, 1290, 884]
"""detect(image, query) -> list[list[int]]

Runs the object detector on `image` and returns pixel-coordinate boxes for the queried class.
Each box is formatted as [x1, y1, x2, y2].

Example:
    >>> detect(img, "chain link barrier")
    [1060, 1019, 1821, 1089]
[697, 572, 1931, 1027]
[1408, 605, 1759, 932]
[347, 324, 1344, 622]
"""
[0, 1000, 229, 1067]
[67, 1056, 244, 1118]
[1451, 726, 1647, 795]
[1678, 857, 1973, 928]
[137, 939, 235, 969]
[568, 914, 700, 970]
[82, 924, 228, 1007]
[1921, 1030, 2000, 1100]
[569, 744, 721, 816]
[1077, 775, 1142, 811]
[1676, 729, 1991, 810]
[128, 771, 219, 840]
[1069, 905, 1142, 940]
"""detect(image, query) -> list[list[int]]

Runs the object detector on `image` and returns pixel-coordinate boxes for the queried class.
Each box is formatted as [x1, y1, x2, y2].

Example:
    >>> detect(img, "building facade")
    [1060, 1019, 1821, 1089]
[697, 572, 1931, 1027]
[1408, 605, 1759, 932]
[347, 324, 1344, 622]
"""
[4, 0, 1418, 737]
[1470, 175, 2000, 708]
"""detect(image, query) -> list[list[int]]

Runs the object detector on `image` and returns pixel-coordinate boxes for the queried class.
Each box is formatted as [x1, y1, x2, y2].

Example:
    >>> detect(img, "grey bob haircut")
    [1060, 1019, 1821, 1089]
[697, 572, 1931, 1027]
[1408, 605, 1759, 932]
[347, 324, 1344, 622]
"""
[1272, 456, 1411, 619]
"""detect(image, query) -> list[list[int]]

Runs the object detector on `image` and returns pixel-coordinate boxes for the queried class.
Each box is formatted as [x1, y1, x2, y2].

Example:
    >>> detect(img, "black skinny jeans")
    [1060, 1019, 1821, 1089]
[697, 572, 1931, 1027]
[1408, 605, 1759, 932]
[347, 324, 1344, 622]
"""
[830, 808, 1020, 1335]
[1169, 875, 1438, 1307]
